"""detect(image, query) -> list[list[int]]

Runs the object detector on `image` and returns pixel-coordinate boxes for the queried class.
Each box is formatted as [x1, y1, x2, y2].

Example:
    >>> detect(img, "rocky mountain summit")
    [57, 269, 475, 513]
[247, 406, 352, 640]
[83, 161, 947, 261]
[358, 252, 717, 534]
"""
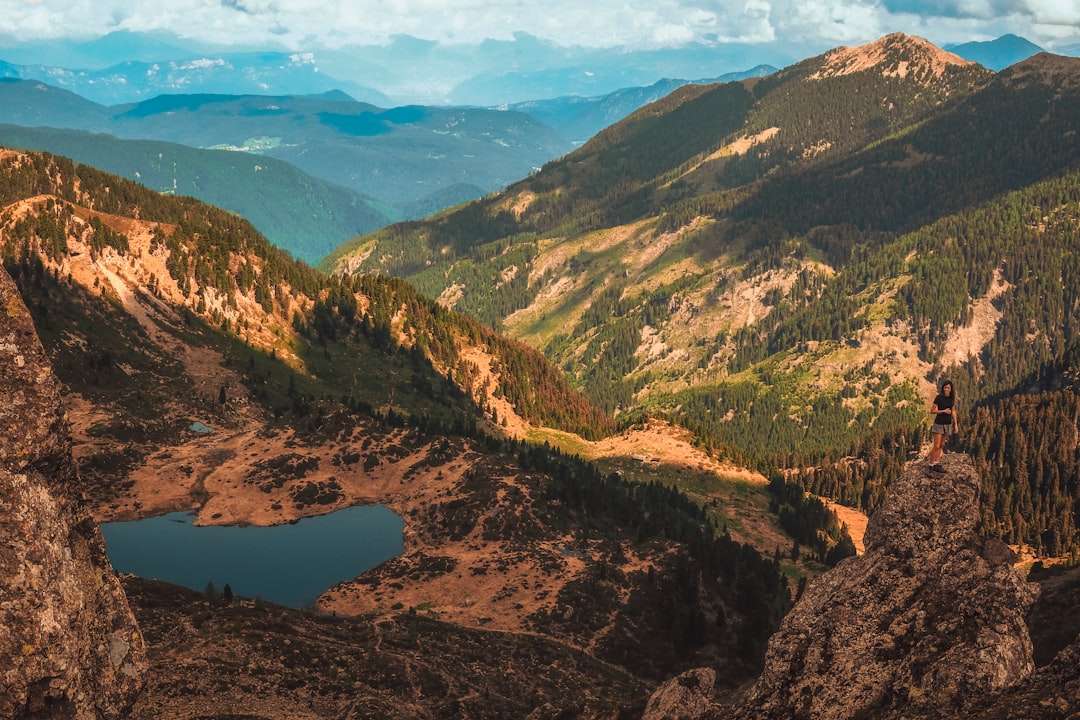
[0, 266, 145, 719]
[645, 452, 1080, 720]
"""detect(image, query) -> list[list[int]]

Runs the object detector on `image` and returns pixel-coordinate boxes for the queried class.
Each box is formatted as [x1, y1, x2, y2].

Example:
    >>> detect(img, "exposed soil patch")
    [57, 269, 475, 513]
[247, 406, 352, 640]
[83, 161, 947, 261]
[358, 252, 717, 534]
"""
[588, 418, 764, 485]
[821, 497, 868, 554]
[940, 267, 1009, 370]
[810, 33, 971, 80]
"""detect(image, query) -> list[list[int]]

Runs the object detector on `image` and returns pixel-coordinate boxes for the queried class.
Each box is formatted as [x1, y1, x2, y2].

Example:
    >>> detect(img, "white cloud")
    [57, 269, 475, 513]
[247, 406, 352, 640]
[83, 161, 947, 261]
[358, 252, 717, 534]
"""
[0, 0, 1077, 51]
[1022, 0, 1080, 25]
[768, 0, 889, 45]
[175, 57, 230, 70]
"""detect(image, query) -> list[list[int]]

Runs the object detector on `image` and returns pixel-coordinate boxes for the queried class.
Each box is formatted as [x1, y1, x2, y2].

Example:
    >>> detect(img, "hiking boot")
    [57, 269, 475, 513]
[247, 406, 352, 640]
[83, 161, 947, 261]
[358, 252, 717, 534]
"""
[928, 463, 946, 474]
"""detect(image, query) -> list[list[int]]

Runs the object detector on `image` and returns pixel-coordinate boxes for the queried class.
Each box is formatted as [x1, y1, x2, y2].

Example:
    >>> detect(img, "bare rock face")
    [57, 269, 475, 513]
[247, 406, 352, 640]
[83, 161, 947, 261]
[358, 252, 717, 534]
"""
[0, 267, 145, 719]
[641, 668, 718, 720]
[728, 452, 1038, 719]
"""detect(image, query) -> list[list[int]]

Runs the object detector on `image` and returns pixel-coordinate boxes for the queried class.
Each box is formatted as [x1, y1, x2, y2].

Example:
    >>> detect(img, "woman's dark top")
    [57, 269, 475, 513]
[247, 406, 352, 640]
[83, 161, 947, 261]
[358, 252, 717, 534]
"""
[934, 393, 954, 425]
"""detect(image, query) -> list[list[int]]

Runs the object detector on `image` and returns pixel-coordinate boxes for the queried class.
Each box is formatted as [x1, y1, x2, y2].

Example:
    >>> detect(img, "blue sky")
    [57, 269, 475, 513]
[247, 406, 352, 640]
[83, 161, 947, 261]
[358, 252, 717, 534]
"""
[4, 0, 1079, 52]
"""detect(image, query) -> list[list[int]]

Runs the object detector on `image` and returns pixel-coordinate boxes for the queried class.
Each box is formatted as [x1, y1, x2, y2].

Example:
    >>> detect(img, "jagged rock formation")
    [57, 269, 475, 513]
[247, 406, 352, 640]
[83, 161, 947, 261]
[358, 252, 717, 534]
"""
[642, 452, 1053, 720]
[726, 452, 1039, 719]
[641, 668, 717, 720]
[0, 266, 145, 719]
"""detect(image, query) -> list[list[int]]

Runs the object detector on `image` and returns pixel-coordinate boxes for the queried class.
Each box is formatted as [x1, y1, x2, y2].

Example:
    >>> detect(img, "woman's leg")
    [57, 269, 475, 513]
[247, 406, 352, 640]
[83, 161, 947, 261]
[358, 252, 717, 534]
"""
[929, 432, 945, 464]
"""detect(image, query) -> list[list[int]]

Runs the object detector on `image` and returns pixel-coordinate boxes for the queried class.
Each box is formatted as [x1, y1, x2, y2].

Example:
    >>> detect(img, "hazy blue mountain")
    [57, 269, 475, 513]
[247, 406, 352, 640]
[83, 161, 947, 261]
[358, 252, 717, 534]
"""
[398, 182, 489, 219]
[508, 66, 777, 145]
[0, 30, 193, 67]
[104, 93, 570, 207]
[0, 79, 113, 131]
[444, 39, 800, 105]
[0, 123, 396, 264]
[1, 29, 805, 107]
[0, 80, 569, 214]
[946, 34, 1044, 70]
[0, 52, 391, 107]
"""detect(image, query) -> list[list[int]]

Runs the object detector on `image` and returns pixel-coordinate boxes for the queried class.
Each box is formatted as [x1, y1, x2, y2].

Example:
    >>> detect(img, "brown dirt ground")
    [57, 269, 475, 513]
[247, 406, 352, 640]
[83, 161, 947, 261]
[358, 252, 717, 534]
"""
[821, 498, 868, 554]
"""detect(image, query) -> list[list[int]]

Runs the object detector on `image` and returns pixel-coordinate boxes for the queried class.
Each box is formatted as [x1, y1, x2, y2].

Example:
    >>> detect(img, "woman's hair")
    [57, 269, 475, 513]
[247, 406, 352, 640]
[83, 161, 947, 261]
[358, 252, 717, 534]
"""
[941, 380, 954, 395]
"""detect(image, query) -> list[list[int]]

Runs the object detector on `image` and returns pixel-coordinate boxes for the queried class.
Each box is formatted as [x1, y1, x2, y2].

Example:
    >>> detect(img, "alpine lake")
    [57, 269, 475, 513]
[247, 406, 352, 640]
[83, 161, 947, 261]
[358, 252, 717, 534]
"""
[100, 505, 404, 608]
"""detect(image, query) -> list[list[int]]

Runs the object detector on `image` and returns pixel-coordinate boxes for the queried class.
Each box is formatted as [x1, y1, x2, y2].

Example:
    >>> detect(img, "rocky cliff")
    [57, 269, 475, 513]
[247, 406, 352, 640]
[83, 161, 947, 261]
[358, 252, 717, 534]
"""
[0, 266, 145, 719]
[645, 452, 1069, 720]
[728, 452, 1038, 719]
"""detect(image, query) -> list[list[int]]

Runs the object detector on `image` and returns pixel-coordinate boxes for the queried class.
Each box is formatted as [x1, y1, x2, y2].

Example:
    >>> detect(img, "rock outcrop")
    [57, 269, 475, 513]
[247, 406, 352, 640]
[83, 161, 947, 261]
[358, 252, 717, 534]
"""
[0, 267, 145, 719]
[643, 452, 1051, 720]
[727, 452, 1039, 719]
[641, 668, 717, 720]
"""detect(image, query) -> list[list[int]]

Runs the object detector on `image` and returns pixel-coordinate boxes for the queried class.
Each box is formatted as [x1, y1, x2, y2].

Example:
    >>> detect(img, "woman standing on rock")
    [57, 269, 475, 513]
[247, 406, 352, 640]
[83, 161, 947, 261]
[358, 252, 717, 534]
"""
[927, 380, 957, 473]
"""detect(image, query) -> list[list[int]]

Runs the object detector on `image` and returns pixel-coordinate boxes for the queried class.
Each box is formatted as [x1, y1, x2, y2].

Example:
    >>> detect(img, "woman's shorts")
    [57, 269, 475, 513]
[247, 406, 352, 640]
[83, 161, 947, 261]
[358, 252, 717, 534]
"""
[931, 423, 954, 436]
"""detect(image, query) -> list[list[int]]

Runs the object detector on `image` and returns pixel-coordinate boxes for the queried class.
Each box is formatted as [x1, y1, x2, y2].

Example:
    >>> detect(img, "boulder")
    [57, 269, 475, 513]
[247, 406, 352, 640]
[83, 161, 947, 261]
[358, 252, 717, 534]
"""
[642, 668, 717, 720]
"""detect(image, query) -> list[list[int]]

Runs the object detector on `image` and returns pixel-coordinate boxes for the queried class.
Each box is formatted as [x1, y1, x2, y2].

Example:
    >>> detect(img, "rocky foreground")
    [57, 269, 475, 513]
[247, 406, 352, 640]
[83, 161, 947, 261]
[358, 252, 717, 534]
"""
[729, 452, 1038, 718]
[645, 452, 1080, 720]
[0, 268, 145, 718]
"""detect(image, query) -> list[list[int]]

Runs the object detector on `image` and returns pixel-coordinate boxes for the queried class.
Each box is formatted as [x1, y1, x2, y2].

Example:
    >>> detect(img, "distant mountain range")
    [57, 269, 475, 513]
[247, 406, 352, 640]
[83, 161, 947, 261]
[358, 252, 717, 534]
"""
[0, 50, 392, 107]
[944, 33, 1045, 70]
[0, 80, 566, 259]
[0, 30, 1062, 266]
[0, 66, 775, 262]
[0, 29, 805, 106]
[0, 29, 1066, 109]
[507, 66, 777, 146]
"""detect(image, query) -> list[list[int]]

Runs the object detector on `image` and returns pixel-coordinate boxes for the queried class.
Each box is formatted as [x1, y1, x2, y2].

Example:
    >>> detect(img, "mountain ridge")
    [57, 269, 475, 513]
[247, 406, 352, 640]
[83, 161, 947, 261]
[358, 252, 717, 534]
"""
[0, 124, 397, 264]
[326, 34, 1080, 557]
[946, 33, 1046, 71]
[0, 79, 575, 246]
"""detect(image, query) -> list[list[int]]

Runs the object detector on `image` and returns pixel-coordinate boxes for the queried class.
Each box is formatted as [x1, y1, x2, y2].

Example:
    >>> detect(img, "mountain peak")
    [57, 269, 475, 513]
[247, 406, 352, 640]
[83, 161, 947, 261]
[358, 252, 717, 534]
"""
[809, 32, 972, 81]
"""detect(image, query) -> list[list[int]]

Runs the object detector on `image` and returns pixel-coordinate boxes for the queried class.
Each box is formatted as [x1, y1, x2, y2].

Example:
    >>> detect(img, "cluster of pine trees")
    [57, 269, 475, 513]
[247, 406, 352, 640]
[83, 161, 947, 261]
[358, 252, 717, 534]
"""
[513, 441, 792, 677]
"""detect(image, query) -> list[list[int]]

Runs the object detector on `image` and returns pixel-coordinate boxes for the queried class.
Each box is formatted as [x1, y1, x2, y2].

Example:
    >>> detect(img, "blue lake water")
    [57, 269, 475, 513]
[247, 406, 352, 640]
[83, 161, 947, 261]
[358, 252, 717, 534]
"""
[100, 505, 404, 608]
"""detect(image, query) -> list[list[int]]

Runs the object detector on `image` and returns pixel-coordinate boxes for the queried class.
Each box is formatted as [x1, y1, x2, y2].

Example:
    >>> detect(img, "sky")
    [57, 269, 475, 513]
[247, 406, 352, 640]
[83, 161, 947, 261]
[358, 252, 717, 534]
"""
[3, 0, 1080, 53]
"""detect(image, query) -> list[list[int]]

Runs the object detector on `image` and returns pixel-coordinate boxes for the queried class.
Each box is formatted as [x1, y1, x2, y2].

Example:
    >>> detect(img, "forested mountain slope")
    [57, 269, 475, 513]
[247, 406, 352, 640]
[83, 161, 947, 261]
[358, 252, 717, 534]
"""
[0, 123, 395, 264]
[0, 148, 611, 443]
[0, 81, 570, 218]
[327, 34, 1080, 556]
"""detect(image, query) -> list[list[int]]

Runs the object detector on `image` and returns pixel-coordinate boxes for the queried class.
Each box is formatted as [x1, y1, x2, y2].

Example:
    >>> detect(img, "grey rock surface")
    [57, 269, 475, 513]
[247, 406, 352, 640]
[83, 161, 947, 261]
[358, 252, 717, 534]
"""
[0, 266, 145, 719]
[641, 668, 717, 720]
[727, 452, 1039, 719]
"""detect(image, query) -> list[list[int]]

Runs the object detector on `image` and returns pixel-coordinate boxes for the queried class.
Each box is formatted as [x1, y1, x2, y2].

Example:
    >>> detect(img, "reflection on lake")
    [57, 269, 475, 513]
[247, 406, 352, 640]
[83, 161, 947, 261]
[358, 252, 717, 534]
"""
[100, 505, 404, 608]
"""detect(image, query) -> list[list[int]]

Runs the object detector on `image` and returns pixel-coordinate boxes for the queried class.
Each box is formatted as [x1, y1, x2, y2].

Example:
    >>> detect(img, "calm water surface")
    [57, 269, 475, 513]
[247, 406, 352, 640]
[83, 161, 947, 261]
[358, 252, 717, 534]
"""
[101, 505, 404, 608]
